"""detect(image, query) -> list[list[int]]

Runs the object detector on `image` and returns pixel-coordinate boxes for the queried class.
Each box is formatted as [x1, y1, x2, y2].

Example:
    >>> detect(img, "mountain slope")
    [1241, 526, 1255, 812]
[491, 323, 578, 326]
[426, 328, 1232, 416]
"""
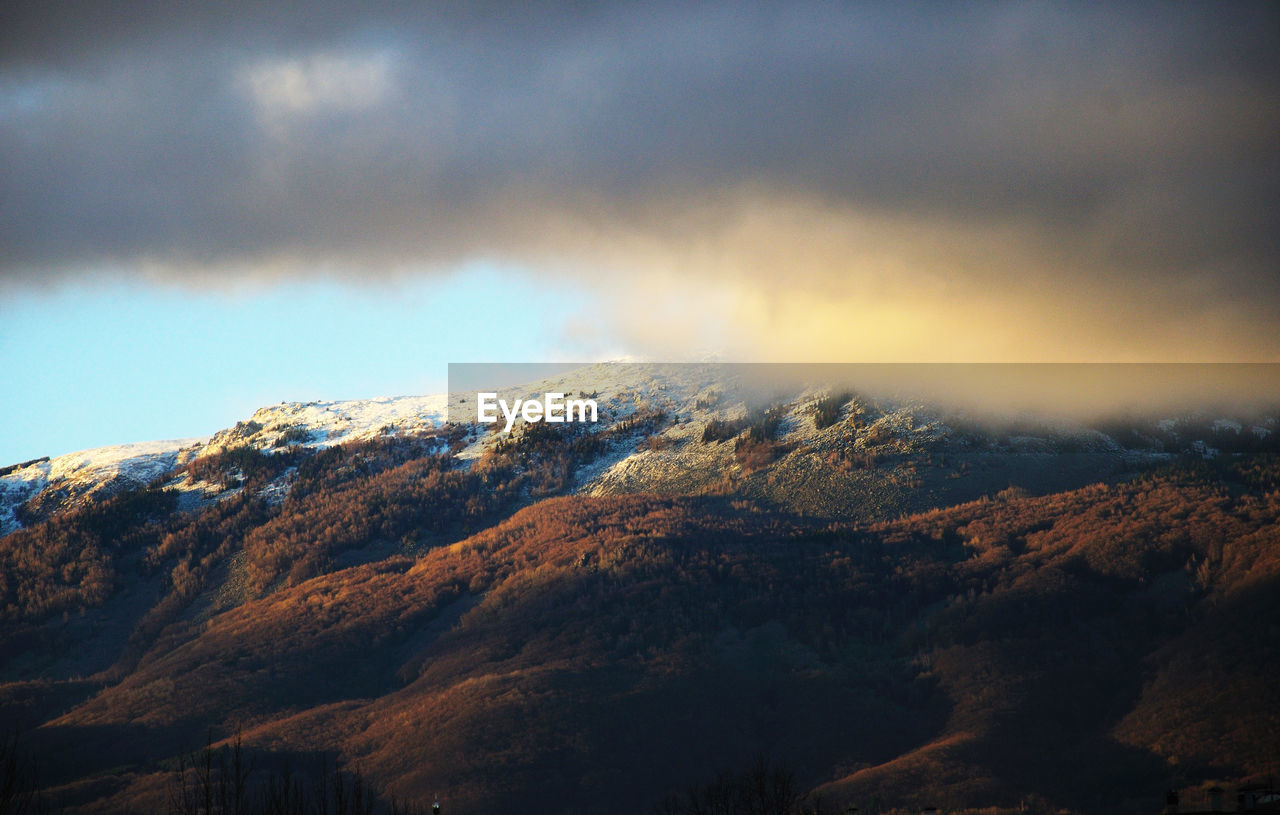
[3, 367, 1279, 814]
[6, 460, 1277, 814]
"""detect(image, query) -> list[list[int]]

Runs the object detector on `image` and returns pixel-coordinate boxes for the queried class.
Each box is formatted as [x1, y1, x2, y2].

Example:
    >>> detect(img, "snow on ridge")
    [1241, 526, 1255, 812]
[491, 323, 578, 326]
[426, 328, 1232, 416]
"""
[45, 438, 209, 481]
[252, 394, 449, 436]
[206, 393, 449, 454]
[0, 437, 207, 536]
[2, 437, 207, 493]
[1, 394, 452, 536]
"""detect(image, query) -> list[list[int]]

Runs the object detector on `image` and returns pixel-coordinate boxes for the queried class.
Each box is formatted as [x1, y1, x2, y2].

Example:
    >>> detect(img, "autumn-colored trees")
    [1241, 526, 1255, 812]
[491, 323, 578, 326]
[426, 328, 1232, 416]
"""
[3, 428, 1279, 813]
[0, 485, 177, 621]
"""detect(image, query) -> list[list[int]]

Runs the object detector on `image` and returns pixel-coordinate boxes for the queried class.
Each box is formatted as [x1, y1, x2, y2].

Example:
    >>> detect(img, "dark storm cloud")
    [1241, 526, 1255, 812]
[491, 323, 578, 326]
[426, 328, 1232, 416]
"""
[2, 2, 1278, 354]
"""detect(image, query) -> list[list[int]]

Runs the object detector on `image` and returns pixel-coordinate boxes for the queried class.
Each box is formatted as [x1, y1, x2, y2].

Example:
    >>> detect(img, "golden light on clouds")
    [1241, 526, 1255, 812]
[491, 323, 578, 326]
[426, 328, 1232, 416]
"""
[510, 189, 1279, 363]
[3, 4, 1277, 362]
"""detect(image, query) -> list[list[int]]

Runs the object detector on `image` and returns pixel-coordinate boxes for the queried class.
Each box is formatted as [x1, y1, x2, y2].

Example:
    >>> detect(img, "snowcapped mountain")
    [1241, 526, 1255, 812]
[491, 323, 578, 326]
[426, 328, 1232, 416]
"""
[4, 363, 1274, 538]
[0, 395, 449, 536]
[3, 365, 1277, 815]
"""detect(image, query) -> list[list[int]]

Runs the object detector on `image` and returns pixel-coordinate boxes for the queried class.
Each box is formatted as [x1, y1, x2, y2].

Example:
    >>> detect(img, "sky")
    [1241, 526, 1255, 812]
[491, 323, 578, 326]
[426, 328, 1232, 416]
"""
[2, 3, 1279, 464]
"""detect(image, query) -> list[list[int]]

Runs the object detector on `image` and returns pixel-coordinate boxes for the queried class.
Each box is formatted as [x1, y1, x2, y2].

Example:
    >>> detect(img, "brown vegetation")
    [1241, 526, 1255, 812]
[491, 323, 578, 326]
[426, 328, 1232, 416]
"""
[2, 441, 1278, 814]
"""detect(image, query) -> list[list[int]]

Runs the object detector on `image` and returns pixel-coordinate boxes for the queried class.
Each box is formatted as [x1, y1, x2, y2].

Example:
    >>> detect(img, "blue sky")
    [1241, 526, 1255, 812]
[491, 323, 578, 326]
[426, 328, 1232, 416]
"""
[0, 265, 605, 465]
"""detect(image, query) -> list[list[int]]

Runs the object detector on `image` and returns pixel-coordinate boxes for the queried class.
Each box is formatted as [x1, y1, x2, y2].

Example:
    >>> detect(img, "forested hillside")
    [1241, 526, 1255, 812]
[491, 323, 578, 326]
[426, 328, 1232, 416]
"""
[2, 412, 1277, 813]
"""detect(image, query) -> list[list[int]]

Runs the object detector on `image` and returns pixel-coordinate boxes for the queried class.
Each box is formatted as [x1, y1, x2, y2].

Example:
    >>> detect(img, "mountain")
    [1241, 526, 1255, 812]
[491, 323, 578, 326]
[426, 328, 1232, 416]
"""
[13, 362, 1248, 538]
[0, 395, 449, 538]
[2, 365, 1278, 815]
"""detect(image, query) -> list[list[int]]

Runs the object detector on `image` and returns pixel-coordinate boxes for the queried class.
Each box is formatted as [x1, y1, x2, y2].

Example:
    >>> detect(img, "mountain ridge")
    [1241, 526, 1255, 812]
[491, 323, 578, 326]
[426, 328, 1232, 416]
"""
[2, 366, 1278, 814]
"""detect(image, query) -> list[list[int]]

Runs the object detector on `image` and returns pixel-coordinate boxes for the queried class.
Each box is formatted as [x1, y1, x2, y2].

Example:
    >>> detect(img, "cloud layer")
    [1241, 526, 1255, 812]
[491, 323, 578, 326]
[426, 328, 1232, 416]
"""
[3, 3, 1278, 359]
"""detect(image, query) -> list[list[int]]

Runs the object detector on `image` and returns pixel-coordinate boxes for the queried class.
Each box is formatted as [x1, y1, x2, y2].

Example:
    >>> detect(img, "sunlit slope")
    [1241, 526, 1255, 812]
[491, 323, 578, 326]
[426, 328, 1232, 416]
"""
[22, 461, 1280, 814]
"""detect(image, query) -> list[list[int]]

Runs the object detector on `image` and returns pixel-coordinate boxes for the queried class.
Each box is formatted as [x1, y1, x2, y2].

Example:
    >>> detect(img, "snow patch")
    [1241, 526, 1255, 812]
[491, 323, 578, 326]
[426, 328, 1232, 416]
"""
[204, 394, 449, 455]
[1, 438, 206, 536]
